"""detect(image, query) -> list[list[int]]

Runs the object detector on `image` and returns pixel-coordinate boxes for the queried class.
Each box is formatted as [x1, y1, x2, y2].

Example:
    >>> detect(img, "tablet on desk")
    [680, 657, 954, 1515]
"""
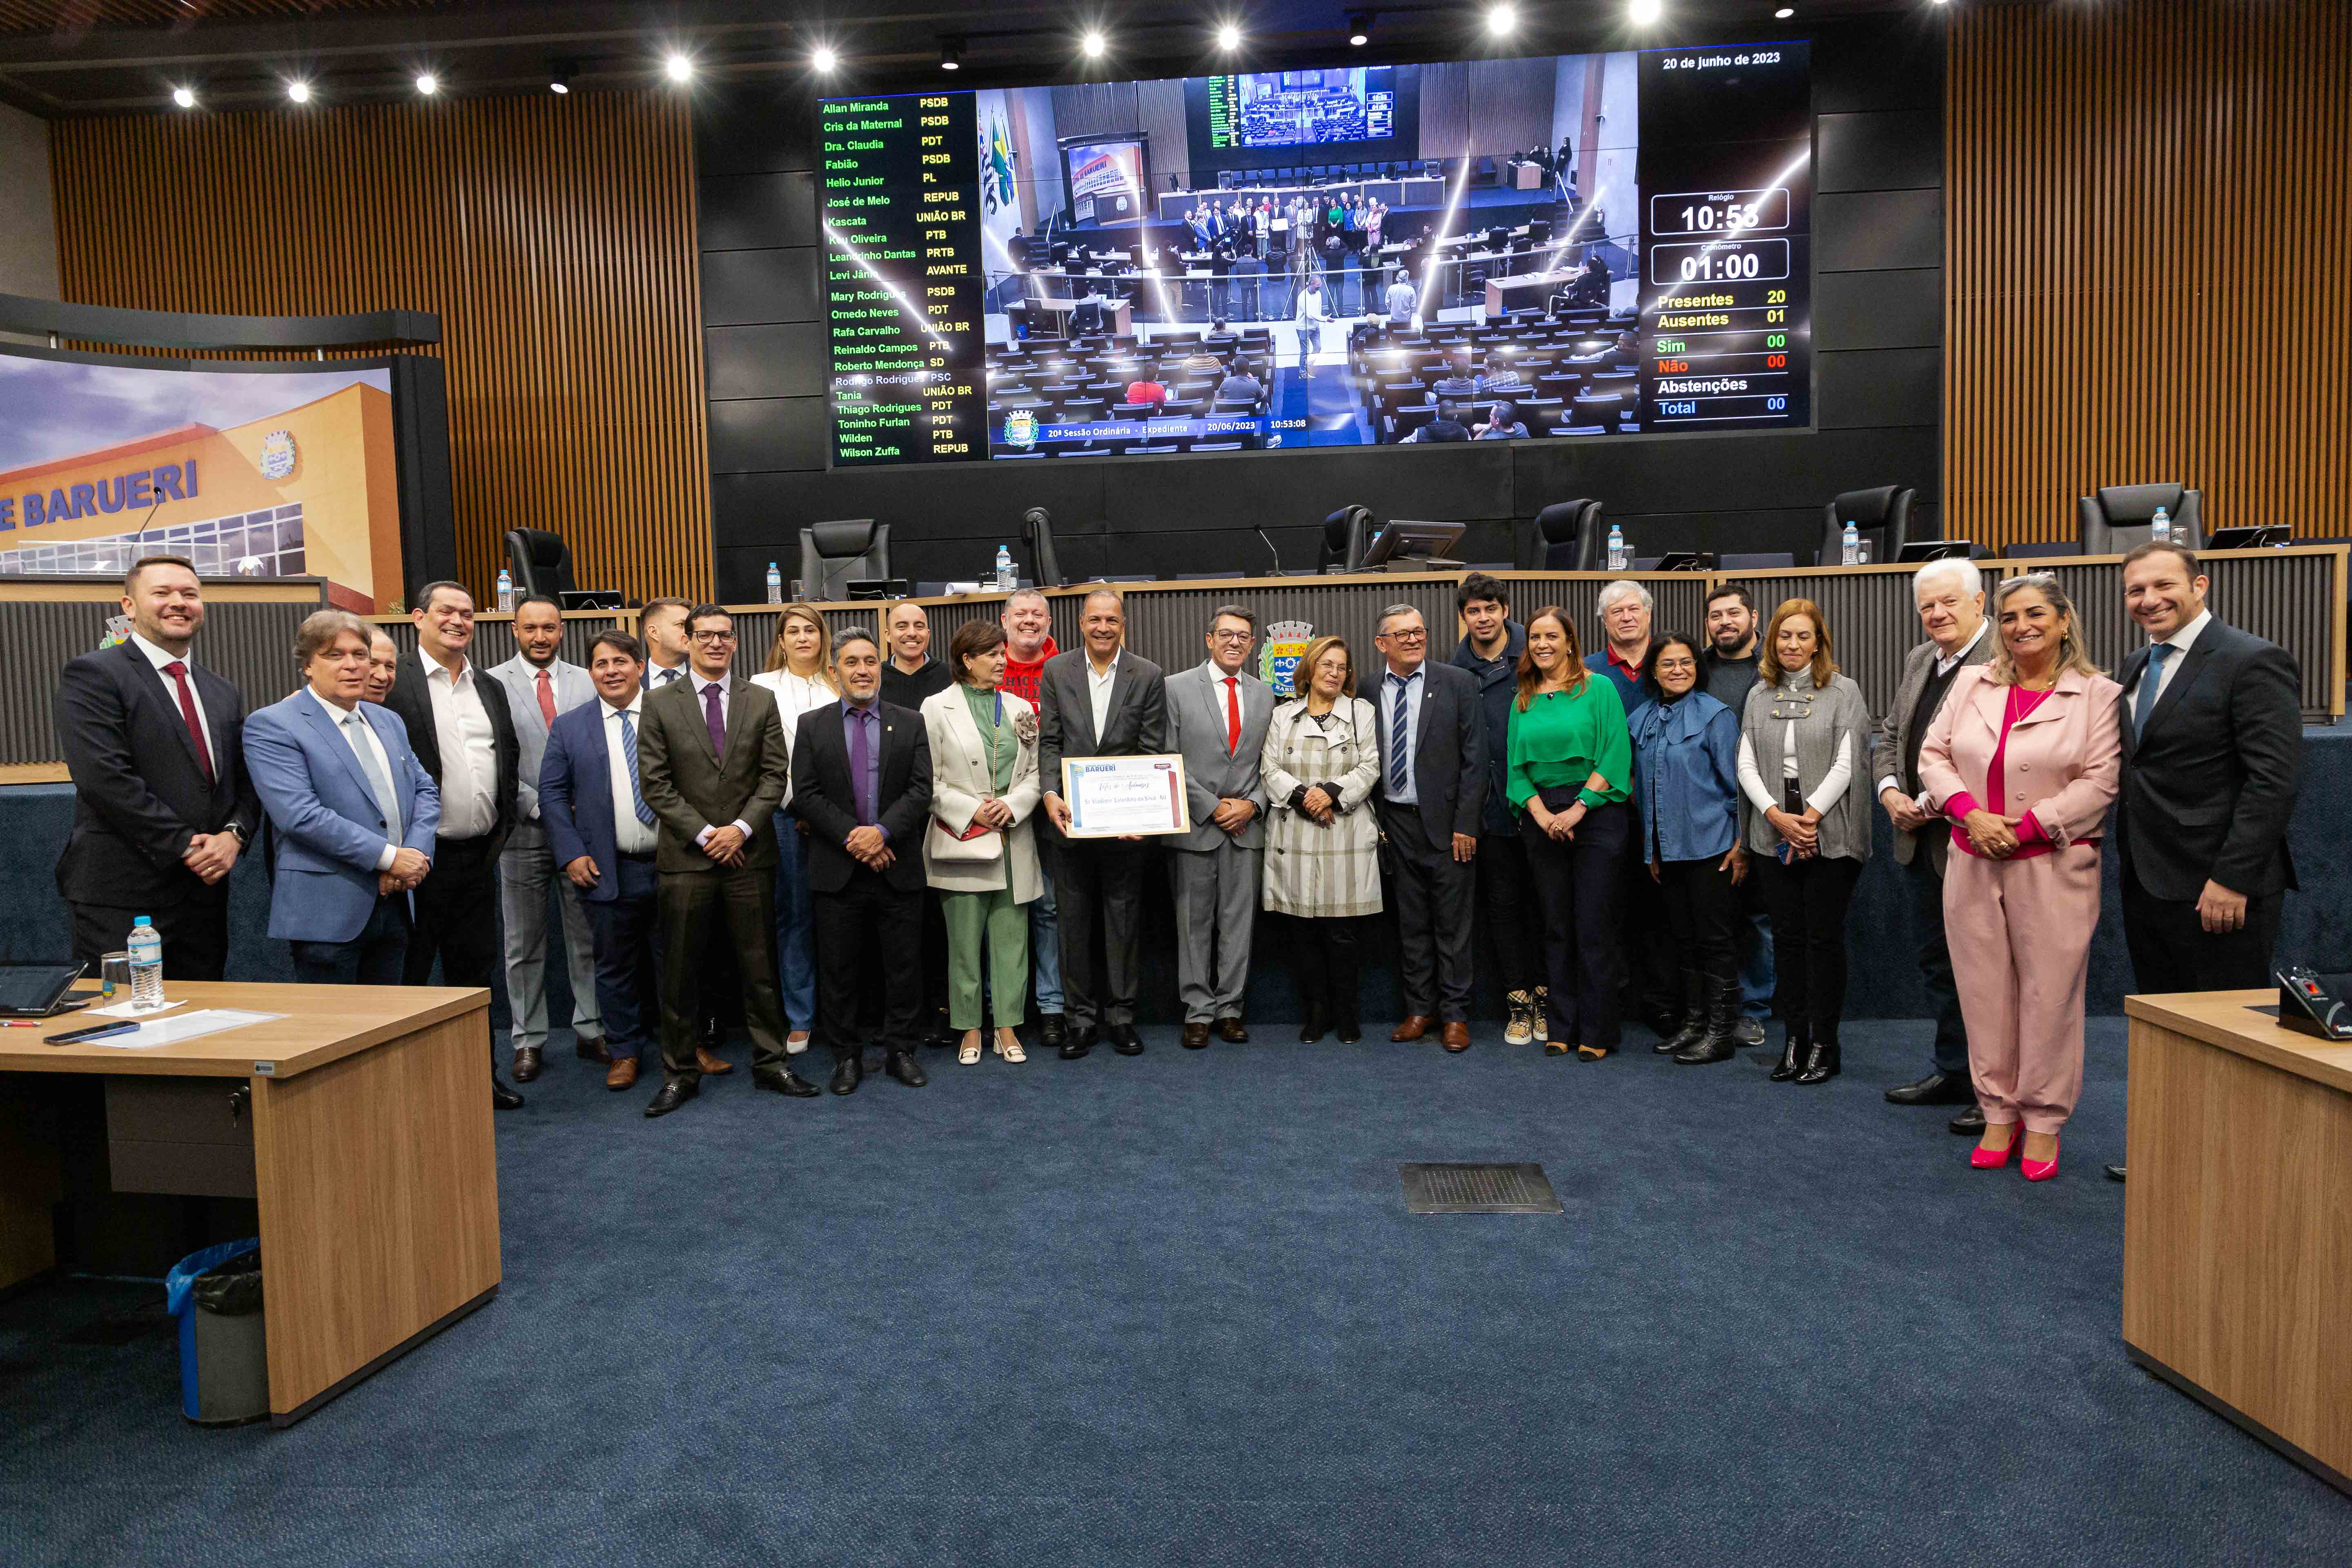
[0, 962, 90, 1018]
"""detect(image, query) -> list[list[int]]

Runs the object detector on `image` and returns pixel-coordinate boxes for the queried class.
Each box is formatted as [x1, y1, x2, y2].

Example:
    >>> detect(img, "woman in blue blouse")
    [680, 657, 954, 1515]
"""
[1627, 632, 1748, 1065]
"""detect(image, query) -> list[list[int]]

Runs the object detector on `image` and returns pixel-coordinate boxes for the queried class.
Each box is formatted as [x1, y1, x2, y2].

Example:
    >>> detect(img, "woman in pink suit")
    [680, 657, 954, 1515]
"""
[1917, 573, 2122, 1181]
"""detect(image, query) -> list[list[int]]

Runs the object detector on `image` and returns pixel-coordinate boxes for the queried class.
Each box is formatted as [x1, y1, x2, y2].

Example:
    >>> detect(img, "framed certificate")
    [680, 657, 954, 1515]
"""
[1061, 755, 1190, 838]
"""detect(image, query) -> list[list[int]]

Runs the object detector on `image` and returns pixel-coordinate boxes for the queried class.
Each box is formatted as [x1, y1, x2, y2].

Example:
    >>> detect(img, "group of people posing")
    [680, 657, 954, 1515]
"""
[55, 541, 2298, 1172]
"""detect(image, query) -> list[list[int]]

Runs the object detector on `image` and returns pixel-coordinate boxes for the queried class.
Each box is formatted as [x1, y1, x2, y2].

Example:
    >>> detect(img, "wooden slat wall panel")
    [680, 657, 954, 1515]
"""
[1945, 0, 2352, 551]
[48, 93, 713, 605]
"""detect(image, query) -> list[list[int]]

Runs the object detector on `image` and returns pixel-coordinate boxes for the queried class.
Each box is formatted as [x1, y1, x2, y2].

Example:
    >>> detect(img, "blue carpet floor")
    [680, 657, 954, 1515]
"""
[1, 1015, 2345, 1565]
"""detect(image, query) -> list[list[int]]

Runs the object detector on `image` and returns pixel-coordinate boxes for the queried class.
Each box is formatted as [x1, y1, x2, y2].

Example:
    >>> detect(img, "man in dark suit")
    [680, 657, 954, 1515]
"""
[1038, 589, 1169, 1058]
[52, 555, 261, 980]
[2108, 542, 2303, 1181]
[635, 605, 815, 1117]
[1872, 559, 1996, 1133]
[381, 580, 524, 1107]
[790, 628, 935, 1095]
[1370, 603, 1486, 1051]
[539, 630, 664, 1093]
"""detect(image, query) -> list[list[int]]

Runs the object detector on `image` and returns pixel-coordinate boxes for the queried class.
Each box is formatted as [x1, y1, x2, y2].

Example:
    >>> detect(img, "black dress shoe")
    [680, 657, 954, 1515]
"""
[573, 1034, 611, 1064]
[1110, 1023, 1144, 1056]
[752, 1065, 820, 1097]
[886, 1050, 928, 1087]
[1770, 1022, 1809, 1082]
[1060, 1026, 1096, 1060]
[1948, 1104, 1986, 1135]
[1886, 1070, 1975, 1106]
[2105, 1163, 2127, 1183]
[1334, 1017, 1361, 1043]
[1038, 1013, 1068, 1049]
[1298, 1008, 1327, 1044]
[643, 1079, 697, 1118]
[830, 1055, 864, 1095]
[1793, 1033, 1841, 1086]
[1216, 1018, 1248, 1043]
[510, 1046, 543, 1083]
[492, 1075, 524, 1110]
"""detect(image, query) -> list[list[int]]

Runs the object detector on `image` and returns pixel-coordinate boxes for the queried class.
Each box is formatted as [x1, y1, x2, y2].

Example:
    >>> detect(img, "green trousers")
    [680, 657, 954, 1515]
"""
[942, 885, 1031, 1029]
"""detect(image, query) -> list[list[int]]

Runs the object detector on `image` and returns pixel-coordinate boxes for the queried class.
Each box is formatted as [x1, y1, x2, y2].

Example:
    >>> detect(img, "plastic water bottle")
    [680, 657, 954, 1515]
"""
[765, 562, 783, 604]
[1841, 519, 1860, 566]
[1606, 525, 1626, 572]
[996, 544, 1015, 591]
[2149, 506, 2171, 543]
[127, 916, 164, 1009]
[495, 568, 514, 613]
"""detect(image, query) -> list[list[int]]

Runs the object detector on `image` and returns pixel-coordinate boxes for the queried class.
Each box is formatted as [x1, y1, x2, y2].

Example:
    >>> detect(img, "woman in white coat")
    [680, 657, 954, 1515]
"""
[1261, 635, 1384, 1043]
[920, 619, 1044, 1065]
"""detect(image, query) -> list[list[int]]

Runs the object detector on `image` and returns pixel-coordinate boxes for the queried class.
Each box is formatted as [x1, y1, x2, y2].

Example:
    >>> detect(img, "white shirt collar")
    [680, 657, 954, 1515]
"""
[604, 692, 644, 718]
[693, 669, 728, 695]
[307, 685, 364, 724]
[127, 630, 194, 672]
[1201, 661, 1244, 683]
[1936, 619, 1990, 671]
[1087, 653, 1120, 680]
[2157, 608, 2213, 653]
[419, 647, 469, 684]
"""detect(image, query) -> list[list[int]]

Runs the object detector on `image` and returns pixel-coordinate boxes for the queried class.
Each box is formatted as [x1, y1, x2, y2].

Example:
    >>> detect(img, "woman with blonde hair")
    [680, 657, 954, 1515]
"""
[1918, 572, 2121, 1181]
[750, 603, 837, 1054]
[1261, 635, 1383, 1043]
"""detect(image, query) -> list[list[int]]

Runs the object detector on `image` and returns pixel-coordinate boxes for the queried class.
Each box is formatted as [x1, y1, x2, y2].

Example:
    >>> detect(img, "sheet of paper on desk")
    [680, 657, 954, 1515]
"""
[89, 998, 187, 1019]
[96, 1009, 285, 1048]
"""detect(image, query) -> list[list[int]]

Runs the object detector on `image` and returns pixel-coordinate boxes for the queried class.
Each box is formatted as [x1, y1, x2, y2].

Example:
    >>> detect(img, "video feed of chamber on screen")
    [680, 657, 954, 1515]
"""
[976, 54, 1642, 459]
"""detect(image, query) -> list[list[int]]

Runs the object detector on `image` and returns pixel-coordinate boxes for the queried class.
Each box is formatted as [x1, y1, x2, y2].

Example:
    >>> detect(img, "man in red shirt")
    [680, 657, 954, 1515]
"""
[999, 589, 1066, 1045]
[1123, 376, 1168, 410]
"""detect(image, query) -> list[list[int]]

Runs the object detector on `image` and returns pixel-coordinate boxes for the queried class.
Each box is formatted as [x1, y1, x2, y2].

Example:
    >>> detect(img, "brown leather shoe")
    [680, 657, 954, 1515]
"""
[695, 1045, 734, 1075]
[605, 1056, 639, 1092]
[1215, 1018, 1248, 1042]
[1181, 1022, 1211, 1049]
[1441, 1022, 1471, 1052]
[510, 1045, 543, 1082]
[575, 1034, 612, 1064]
[1391, 1015, 1434, 1042]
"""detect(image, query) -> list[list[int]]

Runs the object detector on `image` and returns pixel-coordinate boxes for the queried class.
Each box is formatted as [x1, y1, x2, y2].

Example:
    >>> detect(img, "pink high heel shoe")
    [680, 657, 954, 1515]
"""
[2020, 1135, 2060, 1183]
[1969, 1129, 2019, 1169]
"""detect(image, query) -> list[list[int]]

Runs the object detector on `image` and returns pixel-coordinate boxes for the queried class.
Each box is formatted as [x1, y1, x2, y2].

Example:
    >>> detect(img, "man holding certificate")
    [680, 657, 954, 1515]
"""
[1039, 589, 1172, 1059]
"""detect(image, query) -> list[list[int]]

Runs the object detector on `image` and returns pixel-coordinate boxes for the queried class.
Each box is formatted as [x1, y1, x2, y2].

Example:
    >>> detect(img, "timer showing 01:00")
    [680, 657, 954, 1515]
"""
[1647, 237, 1791, 287]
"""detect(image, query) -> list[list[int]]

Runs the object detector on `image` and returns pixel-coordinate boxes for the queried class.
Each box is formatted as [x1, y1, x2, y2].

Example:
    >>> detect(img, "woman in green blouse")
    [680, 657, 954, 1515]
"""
[1508, 605, 1633, 1058]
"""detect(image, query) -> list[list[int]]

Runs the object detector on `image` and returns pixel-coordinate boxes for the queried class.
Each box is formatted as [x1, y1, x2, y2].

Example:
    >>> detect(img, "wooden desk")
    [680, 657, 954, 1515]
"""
[0, 982, 500, 1426]
[2121, 991, 2352, 1494]
[1486, 270, 1572, 316]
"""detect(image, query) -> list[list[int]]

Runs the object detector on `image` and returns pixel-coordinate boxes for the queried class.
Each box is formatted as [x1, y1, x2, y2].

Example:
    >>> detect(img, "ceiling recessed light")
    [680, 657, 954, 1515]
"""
[940, 38, 963, 71]
[414, 73, 439, 96]
[1487, 4, 1517, 37]
[1630, 0, 1662, 24]
[812, 45, 839, 74]
[171, 85, 196, 109]
[1217, 22, 1242, 51]
[1347, 13, 1373, 47]
[1081, 30, 1107, 59]
[663, 53, 694, 83]
[1775, 4, 1793, 13]
[287, 80, 312, 104]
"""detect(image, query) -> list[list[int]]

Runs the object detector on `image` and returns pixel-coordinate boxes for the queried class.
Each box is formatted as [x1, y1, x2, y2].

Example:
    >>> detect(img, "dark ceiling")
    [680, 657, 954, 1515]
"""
[0, 0, 1953, 116]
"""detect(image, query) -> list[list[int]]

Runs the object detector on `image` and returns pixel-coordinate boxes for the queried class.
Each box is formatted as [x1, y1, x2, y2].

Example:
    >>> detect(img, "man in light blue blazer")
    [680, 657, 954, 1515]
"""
[487, 593, 602, 1081]
[244, 610, 441, 986]
[538, 629, 663, 1091]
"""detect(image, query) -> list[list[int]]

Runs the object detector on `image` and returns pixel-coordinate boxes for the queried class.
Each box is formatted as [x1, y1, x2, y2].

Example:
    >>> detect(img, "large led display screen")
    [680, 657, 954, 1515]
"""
[818, 40, 1811, 467]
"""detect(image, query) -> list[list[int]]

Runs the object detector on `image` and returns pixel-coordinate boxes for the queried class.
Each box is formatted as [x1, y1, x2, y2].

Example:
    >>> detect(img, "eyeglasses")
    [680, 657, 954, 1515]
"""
[1210, 630, 1253, 644]
[690, 630, 737, 644]
[1380, 628, 1427, 644]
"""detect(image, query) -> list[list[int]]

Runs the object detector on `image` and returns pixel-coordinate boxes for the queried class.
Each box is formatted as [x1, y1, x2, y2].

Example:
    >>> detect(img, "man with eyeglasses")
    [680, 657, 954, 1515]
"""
[633, 605, 813, 1117]
[1165, 605, 1274, 1048]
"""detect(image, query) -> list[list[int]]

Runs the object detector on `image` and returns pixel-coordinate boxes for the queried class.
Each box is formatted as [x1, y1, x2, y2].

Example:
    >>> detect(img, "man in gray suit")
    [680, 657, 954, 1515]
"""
[490, 594, 603, 1082]
[1039, 589, 1169, 1059]
[1872, 557, 1994, 1135]
[1370, 604, 1486, 1052]
[1166, 604, 1274, 1048]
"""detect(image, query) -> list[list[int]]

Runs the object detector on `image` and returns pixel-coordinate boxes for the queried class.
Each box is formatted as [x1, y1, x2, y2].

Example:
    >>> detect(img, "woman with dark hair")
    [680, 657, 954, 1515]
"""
[1261, 635, 1383, 1042]
[920, 618, 1044, 1066]
[1507, 606, 1633, 1059]
[1628, 632, 1748, 1065]
[1737, 598, 1875, 1085]
[750, 603, 837, 1055]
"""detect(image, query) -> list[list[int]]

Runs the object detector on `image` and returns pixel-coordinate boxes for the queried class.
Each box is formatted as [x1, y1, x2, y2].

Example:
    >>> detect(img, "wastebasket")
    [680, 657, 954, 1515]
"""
[164, 1239, 267, 1426]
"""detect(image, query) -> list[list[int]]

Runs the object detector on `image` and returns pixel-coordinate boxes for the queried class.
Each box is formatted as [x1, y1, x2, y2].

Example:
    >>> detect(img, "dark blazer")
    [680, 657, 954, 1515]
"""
[52, 637, 261, 908]
[1036, 648, 1170, 840]
[635, 673, 792, 875]
[538, 698, 637, 905]
[790, 699, 933, 894]
[2115, 617, 2301, 902]
[1871, 631, 1996, 871]
[1369, 658, 1488, 849]
[381, 649, 521, 856]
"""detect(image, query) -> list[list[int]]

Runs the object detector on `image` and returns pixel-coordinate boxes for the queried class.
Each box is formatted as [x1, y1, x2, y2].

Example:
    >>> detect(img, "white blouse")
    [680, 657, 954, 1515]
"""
[1736, 724, 1853, 820]
[750, 667, 837, 811]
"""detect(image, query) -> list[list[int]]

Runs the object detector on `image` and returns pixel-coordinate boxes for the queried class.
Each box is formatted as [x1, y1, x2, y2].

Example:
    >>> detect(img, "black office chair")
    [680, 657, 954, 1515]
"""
[2079, 483, 2205, 554]
[1319, 506, 1374, 573]
[503, 528, 577, 601]
[797, 519, 891, 602]
[1818, 485, 1915, 567]
[1022, 506, 1063, 588]
[1533, 499, 1603, 571]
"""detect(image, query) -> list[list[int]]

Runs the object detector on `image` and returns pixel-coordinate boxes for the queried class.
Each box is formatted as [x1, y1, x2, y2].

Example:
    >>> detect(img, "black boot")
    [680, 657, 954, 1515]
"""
[1330, 925, 1363, 1042]
[1673, 979, 1742, 1066]
[1771, 1019, 1809, 1081]
[1299, 1002, 1327, 1044]
[1795, 1022, 1841, 1085]
[1655, 973, 1710, 1054]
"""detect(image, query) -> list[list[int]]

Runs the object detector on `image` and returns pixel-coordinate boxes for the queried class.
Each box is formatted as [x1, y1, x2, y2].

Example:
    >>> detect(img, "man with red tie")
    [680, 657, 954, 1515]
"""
[53, 555, 261, 981]
[1165, 605, 1274, 1048]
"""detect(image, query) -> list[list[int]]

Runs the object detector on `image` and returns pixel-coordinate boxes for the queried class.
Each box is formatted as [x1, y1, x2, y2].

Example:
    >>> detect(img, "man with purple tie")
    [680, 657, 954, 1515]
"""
[790, 628, 935, 1096]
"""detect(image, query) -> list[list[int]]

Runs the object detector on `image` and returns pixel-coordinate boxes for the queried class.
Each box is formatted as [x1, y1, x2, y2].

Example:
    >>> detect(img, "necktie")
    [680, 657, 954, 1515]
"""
[618, 710, 655, 826]
[703, 681, 727, 759]
[2133, 643, 2174, 736]
[849, 706, 875, 827]
[654, 667, 678, 688]
[163, 661, 214, 783]
[1388, 677, 1410, 795]
[1224, 677, 1242, 756]
[343, 712, 403, 837]
[537, 668, 557, 725]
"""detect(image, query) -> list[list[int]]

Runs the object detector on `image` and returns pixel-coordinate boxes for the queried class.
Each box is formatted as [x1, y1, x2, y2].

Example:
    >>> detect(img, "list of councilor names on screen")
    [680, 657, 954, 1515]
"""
[821, 91, 988, 466]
